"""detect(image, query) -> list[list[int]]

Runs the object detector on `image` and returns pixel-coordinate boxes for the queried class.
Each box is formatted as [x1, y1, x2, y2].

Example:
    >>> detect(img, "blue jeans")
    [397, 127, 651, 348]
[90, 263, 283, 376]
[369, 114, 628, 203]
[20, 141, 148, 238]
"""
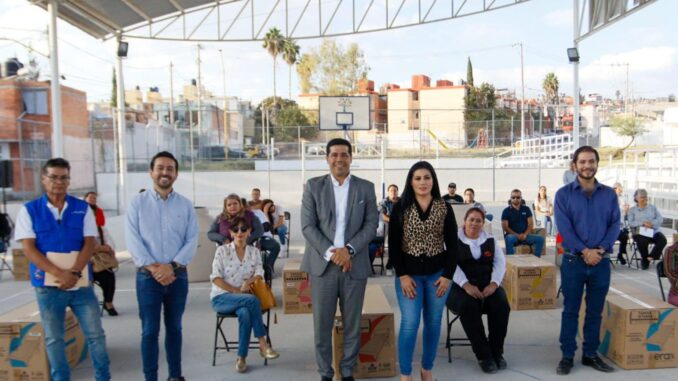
[559, 254, 611, 359]
[395, 270, 450, 376]
[536, 215, 553, 236]
[136, 270, 189, 381]
[35, 286, 110, 381]
[275, 225, 287, 245]
[260, 237, 280, 277]
[211, 293, 267, 357]
[504, 234, 545, 257]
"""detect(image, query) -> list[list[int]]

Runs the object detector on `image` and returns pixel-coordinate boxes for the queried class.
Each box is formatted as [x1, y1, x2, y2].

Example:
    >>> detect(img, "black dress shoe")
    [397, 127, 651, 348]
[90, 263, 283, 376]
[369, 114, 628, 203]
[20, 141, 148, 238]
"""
[341, 377, 355, 381]
[103, 306, 118, 316]
[321, 377, 332, 381]
[494, 355, 507, 370]
[641, 259, 650, 270]
[582, 356, 614, 372]
[479, 358, 498, 374]
[616, 255, 627, 265]
[556, 358, 573, 375]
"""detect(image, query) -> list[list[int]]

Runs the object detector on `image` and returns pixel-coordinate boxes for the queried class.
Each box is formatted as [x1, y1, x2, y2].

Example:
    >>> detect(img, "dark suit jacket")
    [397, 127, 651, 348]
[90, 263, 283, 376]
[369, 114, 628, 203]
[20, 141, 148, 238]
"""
[300, 174, 378, 279]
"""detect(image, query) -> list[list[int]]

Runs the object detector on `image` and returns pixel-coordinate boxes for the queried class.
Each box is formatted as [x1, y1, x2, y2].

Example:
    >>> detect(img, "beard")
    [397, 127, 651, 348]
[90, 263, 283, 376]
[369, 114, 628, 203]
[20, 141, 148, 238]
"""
[154, 176, 174, 189]
[576, 167, 597, 180]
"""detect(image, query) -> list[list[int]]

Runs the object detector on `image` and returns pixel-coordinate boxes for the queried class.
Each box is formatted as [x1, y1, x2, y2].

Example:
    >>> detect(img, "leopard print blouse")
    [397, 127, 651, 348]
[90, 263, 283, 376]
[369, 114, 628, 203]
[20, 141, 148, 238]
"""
[402, 198, 447, 257]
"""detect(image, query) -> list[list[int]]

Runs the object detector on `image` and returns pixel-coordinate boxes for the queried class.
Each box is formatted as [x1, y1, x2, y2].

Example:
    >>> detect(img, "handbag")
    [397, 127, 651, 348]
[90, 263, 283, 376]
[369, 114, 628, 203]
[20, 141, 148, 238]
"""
[91, 251, 118, 272]
[91, 226, 118, 272]
[249, 277, 276, 310]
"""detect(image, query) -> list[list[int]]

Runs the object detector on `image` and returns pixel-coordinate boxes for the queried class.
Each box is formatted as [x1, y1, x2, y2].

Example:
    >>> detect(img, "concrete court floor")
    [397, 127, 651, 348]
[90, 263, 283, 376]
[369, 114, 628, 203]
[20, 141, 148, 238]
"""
[1, 241, 675, 381]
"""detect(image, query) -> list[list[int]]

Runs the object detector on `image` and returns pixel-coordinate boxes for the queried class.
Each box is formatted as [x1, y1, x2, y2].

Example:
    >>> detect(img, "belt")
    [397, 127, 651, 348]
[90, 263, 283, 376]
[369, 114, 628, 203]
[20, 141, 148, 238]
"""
[137, 262, 186, 274]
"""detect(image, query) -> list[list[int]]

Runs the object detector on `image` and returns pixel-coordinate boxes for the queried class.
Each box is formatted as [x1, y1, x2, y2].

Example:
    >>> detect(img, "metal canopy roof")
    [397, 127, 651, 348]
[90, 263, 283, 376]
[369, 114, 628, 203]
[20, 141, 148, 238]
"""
[30, 0, 216, 40]
[30, 0, 534, 42]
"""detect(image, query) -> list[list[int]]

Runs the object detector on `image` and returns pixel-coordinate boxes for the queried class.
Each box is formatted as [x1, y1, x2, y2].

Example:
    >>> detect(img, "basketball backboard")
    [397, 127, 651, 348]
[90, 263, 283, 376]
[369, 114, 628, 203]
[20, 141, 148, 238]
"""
[319, 96, 371, 131]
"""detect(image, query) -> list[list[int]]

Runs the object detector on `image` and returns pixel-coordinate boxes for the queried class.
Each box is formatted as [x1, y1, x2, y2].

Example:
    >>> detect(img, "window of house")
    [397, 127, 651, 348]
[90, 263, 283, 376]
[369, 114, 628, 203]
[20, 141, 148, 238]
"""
[21, 89, 49, 115]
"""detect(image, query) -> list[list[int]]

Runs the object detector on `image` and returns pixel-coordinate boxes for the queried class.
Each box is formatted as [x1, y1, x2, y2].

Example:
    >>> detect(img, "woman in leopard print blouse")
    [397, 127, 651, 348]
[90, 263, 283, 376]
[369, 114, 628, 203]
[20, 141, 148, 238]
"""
[388, 161, 458, 381]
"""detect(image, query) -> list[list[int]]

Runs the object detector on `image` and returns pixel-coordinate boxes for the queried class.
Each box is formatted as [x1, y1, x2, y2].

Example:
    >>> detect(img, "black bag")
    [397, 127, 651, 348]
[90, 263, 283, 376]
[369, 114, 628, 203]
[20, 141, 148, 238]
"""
[0, 213, 13, 244]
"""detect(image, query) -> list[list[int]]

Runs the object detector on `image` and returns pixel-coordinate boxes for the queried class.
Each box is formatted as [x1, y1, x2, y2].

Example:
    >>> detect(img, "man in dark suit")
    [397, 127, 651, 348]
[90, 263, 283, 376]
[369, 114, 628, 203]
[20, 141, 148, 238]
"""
[301, 138, 378, 381]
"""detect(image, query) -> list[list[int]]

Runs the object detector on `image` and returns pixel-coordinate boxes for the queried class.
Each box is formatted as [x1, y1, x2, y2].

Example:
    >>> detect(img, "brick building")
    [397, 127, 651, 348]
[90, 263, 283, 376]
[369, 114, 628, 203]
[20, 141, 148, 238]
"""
[0, 78, 93, 195]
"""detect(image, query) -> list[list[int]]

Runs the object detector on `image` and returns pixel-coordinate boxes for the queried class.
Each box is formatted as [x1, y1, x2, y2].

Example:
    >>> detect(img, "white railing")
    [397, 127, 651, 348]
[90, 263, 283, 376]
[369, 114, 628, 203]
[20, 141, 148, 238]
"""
[496, 133, 573, 168]
[608, 147, 678, 229]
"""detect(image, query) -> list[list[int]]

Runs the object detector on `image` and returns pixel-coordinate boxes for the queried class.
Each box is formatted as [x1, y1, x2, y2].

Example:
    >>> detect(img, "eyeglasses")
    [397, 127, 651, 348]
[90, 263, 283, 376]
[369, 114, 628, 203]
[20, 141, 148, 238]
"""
[511, 196, 522, 199]
[229, 226, 248, 233]
[44, 175, 70, 183]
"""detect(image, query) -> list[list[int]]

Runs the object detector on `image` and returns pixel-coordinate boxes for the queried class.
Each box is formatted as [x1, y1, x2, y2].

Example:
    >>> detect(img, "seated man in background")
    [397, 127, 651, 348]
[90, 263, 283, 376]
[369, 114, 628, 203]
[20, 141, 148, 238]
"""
[501, 189, 544, 257]
[443, 182, 464, 204]
[463, 188, 493, 221]
[628, 189, 667, 270]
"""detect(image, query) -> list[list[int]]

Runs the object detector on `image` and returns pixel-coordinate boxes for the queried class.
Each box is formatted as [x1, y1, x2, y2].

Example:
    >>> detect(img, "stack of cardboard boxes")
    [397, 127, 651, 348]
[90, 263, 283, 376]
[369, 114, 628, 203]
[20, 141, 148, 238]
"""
[332, 285, 396, 379]
[591, 284, 678, 369]
[10, 249, 29, 281]
[503, 255, 557, 310]
[282, 259, 312, 314]
[0, 302, 87, 381]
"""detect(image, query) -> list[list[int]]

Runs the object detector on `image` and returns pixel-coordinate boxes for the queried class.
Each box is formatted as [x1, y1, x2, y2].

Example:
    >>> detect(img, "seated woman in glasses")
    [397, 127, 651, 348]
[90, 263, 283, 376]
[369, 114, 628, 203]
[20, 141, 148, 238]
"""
[210, 216, 279, 373]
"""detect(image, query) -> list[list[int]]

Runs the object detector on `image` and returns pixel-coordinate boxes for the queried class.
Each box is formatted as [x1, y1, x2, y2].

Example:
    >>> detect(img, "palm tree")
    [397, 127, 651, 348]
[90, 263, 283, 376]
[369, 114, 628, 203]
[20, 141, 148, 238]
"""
[542, 72, 559, 128]
[282, 37, 300, 100]
[263, 27, 284, 107]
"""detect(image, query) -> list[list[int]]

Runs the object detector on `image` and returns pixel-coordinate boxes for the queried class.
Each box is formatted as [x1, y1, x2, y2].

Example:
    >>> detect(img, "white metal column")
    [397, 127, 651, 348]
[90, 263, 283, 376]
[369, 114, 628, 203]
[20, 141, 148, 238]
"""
[48, 0, 63, 157]
[115, 35, 127, 213]
[572, 0, 580, 149]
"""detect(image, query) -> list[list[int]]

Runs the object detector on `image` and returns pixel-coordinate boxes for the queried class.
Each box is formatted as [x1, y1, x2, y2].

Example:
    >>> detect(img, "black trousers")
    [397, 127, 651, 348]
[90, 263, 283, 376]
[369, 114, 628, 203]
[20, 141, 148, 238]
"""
[458, 286, 510, 360]
[617, 228, 629, 255]
[93, 269, 116, 303]
[633, 232, 667, 260]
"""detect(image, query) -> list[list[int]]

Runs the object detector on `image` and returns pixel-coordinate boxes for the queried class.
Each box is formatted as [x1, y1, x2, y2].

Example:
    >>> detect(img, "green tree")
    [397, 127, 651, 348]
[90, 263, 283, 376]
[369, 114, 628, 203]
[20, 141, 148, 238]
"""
[296, 39, 369, 96]
[610, 114, 648, 150]
[466, 57, 474, 87]
[254, 96, 317, 142]
[263, 27, 284, 105]
[282, 37, 300, 99]
[542, 72, 560, 128]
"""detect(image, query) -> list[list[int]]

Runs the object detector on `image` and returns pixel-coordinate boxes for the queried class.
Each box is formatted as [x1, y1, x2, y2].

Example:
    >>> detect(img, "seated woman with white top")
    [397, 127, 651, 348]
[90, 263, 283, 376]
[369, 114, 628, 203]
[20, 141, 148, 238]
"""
[448, 207, 510, 374]
[210, 216, 279, 373]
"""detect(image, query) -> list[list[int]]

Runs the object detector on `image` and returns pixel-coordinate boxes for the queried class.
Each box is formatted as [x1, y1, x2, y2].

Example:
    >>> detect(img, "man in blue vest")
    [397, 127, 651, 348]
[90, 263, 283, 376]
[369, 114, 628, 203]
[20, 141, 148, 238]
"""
[14, 158, 111, 381]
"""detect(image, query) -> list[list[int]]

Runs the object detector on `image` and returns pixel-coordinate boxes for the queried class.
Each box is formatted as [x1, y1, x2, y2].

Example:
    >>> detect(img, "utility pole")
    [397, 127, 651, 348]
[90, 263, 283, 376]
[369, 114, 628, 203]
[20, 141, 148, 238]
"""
[115, 34, 127, 214]
[169, 61, 175, 127]
[196, 44, 203, 133]
[513, 42, 526, 141]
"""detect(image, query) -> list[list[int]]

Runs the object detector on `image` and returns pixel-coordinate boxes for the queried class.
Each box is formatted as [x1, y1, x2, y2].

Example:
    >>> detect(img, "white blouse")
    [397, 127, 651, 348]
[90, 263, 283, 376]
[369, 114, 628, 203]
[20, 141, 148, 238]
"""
[210, 243, 265, 300]
[453, 228, 506, 288]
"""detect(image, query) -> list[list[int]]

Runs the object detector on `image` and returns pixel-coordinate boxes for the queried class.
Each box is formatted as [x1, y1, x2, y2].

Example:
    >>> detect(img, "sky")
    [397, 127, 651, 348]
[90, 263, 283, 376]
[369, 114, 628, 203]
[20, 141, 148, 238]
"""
[0, 0, 676, 105]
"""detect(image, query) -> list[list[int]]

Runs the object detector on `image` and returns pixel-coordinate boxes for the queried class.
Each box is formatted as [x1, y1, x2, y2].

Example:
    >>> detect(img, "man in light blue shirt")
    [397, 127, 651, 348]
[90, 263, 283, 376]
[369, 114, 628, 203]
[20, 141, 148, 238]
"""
[126, 151, 198, 381]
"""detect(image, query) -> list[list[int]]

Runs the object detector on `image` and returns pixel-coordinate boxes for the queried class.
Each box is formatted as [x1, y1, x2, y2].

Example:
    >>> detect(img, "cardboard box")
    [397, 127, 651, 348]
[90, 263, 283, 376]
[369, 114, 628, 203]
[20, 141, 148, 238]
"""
[11, 249, 29, 281]
[282, 260, 312, 314]
[595, 284, 678, 369]
[332, 285, 396, 379]
[0, 302, 87, 381]
[503, 255, 557, 310]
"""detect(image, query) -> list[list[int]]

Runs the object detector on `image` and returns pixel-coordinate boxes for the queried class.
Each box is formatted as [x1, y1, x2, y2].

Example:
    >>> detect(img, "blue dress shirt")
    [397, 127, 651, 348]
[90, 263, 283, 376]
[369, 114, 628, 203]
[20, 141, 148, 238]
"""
[554, 178, 620, 254]
[125, 189, 199, 267]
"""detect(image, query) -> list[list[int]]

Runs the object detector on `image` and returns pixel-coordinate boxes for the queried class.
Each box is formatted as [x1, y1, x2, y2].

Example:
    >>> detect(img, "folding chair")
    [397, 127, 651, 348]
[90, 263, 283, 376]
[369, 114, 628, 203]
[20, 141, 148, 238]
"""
[283, 211, 291, 256]
[370, 237, 385, 275]
[657, 262, 667, 302]
[445, 308, 472, 363]
[0, 240, 12, 279]
[212, 271, 273, 366]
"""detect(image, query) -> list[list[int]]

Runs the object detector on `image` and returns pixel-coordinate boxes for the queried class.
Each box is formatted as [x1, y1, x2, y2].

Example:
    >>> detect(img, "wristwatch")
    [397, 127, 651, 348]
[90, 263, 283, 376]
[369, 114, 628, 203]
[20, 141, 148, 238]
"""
[71, 270, 82, 279]
[346, 245, 356, 258]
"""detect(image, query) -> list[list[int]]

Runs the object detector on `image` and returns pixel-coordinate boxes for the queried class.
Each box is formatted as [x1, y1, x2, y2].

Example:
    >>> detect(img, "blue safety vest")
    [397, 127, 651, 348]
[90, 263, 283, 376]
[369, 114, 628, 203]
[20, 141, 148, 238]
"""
[25, 194, 90, 287]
